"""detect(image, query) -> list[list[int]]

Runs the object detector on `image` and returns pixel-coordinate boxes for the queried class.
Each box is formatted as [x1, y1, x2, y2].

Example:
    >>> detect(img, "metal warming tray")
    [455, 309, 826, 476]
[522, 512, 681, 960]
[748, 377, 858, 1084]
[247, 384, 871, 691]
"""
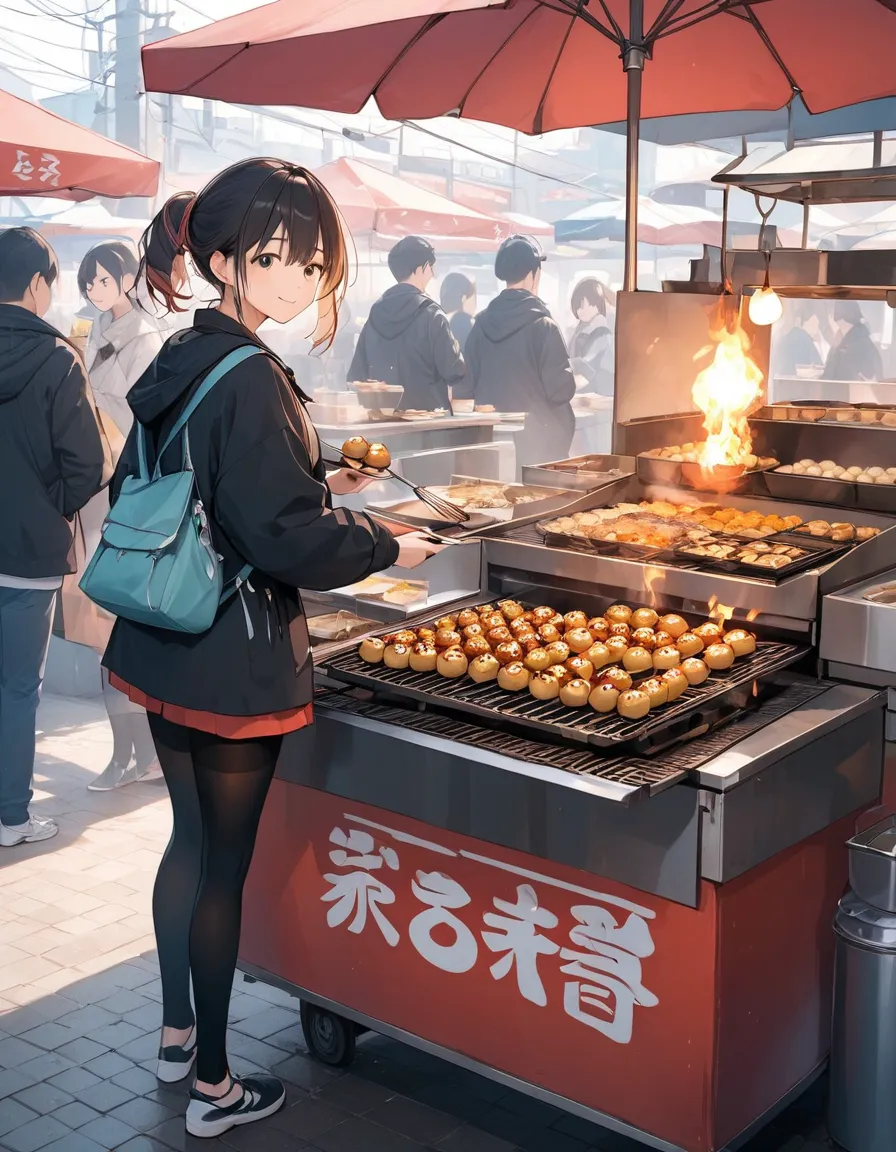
[366, 476, 576, 531]
[521, 453, 636, 492]
[323, 634, 806, 754]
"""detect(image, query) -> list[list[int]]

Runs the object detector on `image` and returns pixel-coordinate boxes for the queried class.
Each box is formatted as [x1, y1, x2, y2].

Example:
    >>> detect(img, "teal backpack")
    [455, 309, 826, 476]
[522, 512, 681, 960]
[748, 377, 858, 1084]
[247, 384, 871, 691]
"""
[79, 345, 261, 634]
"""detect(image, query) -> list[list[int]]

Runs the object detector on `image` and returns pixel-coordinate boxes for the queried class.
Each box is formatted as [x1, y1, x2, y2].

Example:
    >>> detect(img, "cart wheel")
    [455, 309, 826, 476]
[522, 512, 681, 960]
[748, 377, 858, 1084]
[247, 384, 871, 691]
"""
[300, 1002, 357, 1068]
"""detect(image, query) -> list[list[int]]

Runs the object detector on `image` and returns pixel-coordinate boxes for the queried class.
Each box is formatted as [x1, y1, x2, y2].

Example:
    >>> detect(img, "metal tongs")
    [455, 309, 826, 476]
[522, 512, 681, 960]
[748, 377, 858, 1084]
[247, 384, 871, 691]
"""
[322, 444, 470, 525]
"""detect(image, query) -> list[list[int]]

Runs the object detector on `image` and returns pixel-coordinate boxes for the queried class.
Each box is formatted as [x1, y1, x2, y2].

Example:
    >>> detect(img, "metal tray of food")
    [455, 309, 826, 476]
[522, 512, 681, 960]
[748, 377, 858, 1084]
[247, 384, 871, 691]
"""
[521, 454, 636, 492]
[323, 632, 807, 753]
[673, 532, 850, 582]
[637, 454, 778, 493]
[766, 469, 896, 513]
[534, 520, 673, 563]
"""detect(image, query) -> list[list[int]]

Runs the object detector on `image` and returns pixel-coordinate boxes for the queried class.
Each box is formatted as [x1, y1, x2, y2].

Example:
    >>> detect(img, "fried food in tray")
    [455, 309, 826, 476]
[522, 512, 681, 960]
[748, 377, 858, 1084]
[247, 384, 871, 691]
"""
[355, 598, 758, 725]
[428, 483, 556, 511]
[638, 500, 880, 543]
[641, 443, 779, 470]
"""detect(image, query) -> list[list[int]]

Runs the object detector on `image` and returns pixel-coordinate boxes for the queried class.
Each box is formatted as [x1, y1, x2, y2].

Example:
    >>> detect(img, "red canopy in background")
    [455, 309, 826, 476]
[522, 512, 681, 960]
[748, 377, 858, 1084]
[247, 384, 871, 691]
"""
[0, 89, 159, 200]
[318, 156, 513, 246]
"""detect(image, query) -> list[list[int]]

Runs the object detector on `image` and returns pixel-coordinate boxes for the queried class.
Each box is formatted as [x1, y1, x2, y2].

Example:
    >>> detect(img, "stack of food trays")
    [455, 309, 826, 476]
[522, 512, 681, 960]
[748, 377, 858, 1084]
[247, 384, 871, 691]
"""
[762, 402, 896, 427]
[356, 598, 763, 723]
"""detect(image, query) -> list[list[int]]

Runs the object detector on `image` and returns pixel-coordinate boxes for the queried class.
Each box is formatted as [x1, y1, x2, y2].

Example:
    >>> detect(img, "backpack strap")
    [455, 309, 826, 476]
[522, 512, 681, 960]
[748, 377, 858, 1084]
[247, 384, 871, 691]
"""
[151, 344, 266, 478]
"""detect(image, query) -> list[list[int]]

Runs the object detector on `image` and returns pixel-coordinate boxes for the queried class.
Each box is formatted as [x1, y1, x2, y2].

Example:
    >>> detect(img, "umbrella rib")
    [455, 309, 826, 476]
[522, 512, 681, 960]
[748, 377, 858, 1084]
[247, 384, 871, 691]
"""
[369, 12, 457, 107]
[543, 0, 620, 44]
[151, 41, 252, 97]
[532, 7, 579, 135]
[740, 4, 801, 94]
[645, 0, 688, 41]
[449, 5, 542, 121]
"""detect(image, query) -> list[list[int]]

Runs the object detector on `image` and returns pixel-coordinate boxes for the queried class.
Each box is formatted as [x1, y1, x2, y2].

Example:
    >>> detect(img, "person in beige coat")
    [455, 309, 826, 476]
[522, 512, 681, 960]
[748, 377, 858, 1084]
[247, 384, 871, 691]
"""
[77, 241, 164, 790]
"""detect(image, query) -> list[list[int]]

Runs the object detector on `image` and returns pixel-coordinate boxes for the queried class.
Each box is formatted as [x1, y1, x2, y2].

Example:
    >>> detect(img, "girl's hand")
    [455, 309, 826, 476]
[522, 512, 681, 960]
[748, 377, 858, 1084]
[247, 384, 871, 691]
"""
[326, 467, 376, 495]
[394, 532, 447, 569]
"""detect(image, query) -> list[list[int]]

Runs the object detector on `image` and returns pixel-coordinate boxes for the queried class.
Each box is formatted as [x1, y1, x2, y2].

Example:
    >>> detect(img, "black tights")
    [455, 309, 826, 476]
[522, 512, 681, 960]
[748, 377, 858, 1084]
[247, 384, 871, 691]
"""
[148, 714, 280, 1085]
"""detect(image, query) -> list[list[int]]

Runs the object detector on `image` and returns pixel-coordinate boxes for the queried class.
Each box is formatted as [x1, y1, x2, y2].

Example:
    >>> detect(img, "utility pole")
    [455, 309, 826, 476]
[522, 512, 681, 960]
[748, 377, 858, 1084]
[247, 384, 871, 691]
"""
[115, 0, 143, 150]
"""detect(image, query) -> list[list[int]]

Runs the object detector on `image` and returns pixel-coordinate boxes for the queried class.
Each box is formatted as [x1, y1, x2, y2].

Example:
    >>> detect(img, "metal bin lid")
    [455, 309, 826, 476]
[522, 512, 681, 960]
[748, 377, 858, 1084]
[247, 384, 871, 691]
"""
[835, 890, 896, 951]
[848, 814, 896, 858]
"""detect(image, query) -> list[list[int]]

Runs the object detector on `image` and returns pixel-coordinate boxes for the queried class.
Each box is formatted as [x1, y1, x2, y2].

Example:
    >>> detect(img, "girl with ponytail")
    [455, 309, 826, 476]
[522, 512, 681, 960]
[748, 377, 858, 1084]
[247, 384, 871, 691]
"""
[102, 159, 431, 1139]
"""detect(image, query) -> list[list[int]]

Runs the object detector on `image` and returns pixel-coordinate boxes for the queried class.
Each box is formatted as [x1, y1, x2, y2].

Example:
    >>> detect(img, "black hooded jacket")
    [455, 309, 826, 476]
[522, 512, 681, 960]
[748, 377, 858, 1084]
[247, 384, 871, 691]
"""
[456, 290, 576, 466]
[0, 304, 104, 578]
[348, 283, 465, 410]
[103, 309, 399, 717]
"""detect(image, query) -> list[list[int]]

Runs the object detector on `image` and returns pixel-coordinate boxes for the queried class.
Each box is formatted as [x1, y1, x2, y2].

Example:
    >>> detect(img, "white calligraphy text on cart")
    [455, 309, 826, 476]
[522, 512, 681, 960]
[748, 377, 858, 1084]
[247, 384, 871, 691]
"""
[321, 814, 659, 1044]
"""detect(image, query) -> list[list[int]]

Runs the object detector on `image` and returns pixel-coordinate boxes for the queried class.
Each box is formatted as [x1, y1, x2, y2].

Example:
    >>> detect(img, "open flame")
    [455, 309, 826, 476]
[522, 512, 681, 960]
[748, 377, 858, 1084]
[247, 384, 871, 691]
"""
[642, 565, 664, 609]
[692, 300, 764, 471]
[707, 596, 734, 625]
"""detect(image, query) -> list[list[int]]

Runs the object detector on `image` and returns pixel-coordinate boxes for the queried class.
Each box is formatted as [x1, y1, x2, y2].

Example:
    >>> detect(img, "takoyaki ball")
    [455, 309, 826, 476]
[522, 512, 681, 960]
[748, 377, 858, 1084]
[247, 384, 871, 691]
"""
[659, 613, 689, 639]
[605, 636, 630, 661]
[509, 617, 535, 637]
[409, 643, 438, 673]
[566, 628, 595, 654]
[498, 599, 525, 620]
[487, 626, 513, 646]
[585, 642, 612, 670]
[462, 623, 485, 640]
[560, 678, 592, 708]
[532, 606, 556, 626]
[437, 649, 468, 679]
[631, 607, 659, 630]
[524, 647, 552, 673]
[641, 677, 669, 707]
[435, 616, 458, 633]
[622, 646, 653, 674]
[566, 655, 594, 682]
[494, 640, 524, 666]
[456, 609, 480, 629]
[384, 643, 411, 670]
[676, 632, 704, 659]
[601, 666, 633, 692]
[363, 443, 391, 470]
[606, 604, 633, 625]
[587, 616, 610, 641]
[609, 622, 632, 641]
[589, 682, 620, 713]
[681, 657, 710, 685]
[546, 641, 572, 665]
[537, 623, 562, 645]
[693, 621, 723, 643]
[631, 628, 657, 651]
[416, 627, 436, 644]
[463, 637, 492, 660]
[521, 610, 536, 623]
[359, 637, 386, 664]
[497, 661, 529, 691]
[476, 603, 495, 617]
[468, 653, 500, 683]
[386, 629, 417, 647]
[653, 645, 682, 671]
[652, 630, 674, 650]
[548, 613, 566, 629]
[529, 670, 560, 700]
[341, 435, 370, 461]
[564, 610, 589, 632]
[435, 628, 461, 650]
[661, 667, 689, 701]
[481, 612, 505, 631]
[617, 689, 651, 720]
[520, 636, 542, 654]
[723, 629, 757, 657]
[548, 664, 573, 688]
[704, 643, 735, 671]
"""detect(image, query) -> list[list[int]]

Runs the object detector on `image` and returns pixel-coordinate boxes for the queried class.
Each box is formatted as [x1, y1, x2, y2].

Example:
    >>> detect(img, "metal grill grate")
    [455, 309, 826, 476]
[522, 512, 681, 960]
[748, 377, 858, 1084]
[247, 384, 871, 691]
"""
[323, 639, 807, 751]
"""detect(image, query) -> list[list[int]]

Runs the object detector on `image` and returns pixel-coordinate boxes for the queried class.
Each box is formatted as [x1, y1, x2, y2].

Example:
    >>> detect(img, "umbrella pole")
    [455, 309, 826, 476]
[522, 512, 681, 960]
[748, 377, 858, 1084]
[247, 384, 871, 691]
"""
[623, 0, 645, 292]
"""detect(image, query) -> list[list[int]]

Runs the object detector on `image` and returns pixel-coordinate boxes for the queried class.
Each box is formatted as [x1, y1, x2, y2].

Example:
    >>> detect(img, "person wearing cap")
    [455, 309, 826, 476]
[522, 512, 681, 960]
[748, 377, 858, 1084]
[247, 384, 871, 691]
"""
[456, 235, 576, 467]
[348, 236, 465, 411]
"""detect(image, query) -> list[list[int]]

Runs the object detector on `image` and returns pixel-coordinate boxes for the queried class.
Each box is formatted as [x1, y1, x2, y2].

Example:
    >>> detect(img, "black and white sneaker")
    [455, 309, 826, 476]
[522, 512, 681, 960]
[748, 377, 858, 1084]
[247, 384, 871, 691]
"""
[157, 1025, 197, 1083]
[185, 1074, 286, 1138]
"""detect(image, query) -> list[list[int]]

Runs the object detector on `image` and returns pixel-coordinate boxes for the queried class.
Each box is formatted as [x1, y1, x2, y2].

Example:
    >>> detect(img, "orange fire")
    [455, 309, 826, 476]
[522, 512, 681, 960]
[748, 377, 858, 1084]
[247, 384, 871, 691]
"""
[707, 596, 734, 624]
[642, 565, 664, 608]
[692, 302, 764, 471]
[745, 608, 760, 623]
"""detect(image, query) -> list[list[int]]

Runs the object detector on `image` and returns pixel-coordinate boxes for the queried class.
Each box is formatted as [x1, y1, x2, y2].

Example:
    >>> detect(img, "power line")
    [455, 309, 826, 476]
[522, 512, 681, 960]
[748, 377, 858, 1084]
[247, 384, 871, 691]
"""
[0, 37, 113, 86]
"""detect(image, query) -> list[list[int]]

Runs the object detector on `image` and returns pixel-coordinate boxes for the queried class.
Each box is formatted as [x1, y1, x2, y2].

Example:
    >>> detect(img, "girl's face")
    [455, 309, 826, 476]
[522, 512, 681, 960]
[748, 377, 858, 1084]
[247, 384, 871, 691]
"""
[241, 226, 324, 326]
[86, 261, 131, 313]
[576, 299, 600, 324]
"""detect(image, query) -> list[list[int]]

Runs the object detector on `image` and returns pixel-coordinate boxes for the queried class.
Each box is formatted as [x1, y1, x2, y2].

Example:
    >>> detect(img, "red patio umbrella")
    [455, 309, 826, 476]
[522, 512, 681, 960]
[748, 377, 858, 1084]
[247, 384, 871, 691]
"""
[317, 156, 512, 243]
[142, 0, 896, 289]
[0, 89, 159, 201]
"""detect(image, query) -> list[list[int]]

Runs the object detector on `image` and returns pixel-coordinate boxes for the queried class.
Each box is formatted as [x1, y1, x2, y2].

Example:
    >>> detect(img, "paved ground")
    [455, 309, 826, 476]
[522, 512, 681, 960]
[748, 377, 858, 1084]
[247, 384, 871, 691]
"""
[0, 692, 834, 1152]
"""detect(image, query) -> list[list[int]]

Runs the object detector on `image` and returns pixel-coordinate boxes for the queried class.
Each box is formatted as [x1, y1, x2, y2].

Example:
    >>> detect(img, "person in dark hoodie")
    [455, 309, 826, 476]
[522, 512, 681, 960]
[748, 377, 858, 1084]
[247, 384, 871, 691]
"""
[0, 228, 105, 849]
[457, 235, 576, 467]
[824, 299, 883, 382]
[348, 235, 464, 410]
[102, 161, 437, 1141]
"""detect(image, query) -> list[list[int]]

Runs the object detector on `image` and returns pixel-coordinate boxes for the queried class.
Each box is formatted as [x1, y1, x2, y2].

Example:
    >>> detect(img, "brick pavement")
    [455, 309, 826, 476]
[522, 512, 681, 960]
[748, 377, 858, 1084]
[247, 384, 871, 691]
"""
[0, 692, 833, 1152]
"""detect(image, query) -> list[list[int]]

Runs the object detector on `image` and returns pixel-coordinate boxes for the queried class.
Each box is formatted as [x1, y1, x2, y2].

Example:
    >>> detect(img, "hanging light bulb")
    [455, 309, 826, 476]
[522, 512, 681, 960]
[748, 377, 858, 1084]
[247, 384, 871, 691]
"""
[748, 251, 783, 326]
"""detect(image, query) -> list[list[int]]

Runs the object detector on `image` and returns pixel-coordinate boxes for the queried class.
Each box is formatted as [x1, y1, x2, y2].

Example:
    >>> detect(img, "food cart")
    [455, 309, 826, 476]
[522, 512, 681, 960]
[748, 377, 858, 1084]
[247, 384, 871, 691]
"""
[239, 259, 896, 1150]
